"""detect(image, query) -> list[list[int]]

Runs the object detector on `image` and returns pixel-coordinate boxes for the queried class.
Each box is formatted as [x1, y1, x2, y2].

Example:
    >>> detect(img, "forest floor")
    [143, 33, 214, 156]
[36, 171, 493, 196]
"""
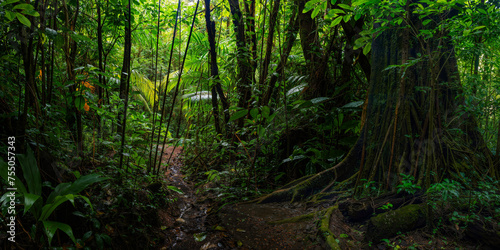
[149, 146, 491, 250]
[154, 145, 330, 249]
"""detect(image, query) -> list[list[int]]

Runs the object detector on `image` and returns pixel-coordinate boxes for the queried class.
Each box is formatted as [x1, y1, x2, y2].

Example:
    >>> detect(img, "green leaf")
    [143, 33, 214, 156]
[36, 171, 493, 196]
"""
[338, 4, 351, 10]
[79, 195, 93, 210]
[363, 42, 371, 55]
[329, 9, 345, 15]
[261, 106, 270, 119]
[5, 11, 16, 21]
[23, 193, 41, 215]
[13, 3, 34, 11]
[167, 186, 183, 194]
[311, 7, 320, 19]
[18, 147, 42, 195]
[22, 9, 40, 17]
[477, 8, 487, 15]
[74, 96, 85, 111]
[422, 19, 432, 26]
[194, 232, 207, 242]
[45, 174, 106, 204]
[473, 25, 486, 31]
[46, 183, 71, 205]
[310, 97, 330, 104]
[43, 221, 77, 246]
[40, 195, 71, 221]
[229, 109, 248, 122]
[1, 0, 20, 6]
[354, 13, 361, 21]
[341, 100, 364, 109]
[66, 174, 107, 196]
[352, 0, 369, 6]
[15, 13, 31, 28]
[258, 126, 265, 137]
[249, 108, 259, 119]
[343, 14, 351, 22]
[331, 16, 343, 26]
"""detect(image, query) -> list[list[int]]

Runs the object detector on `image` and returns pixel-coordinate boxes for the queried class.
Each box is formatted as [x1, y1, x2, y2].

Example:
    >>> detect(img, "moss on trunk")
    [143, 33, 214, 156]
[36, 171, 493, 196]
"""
[366, 204, 426, 242]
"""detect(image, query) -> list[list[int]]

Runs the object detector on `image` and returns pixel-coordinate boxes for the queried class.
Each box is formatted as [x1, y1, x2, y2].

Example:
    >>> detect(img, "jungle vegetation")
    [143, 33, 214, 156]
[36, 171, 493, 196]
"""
[1, 0, 499, 248]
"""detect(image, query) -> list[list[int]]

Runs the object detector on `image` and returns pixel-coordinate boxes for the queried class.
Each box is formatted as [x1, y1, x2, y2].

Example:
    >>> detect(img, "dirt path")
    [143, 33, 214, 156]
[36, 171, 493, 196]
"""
[148, 145, 492, 250]
[155, 145, 329, 250]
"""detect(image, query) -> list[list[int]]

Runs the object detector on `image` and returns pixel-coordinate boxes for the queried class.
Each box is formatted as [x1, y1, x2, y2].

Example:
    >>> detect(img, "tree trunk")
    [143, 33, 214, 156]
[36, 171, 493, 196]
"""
[228, 0, 253, 126]
[62, 0, 83, 154]
[258, 3, 496, 203]
[261, 6, 299, 106]
[258, 0, 280, 90]
[117, 3, 132, 132]
[297, 0, 331, 99]
[118, 1, 132, 170]
[205, 0, 229, 134]
[97, 0, 104, 138]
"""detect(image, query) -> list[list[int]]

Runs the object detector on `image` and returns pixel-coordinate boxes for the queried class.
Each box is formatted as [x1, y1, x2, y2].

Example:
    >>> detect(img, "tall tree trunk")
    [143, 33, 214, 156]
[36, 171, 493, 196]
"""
[97, 0, 104, 138]
[258, 3, 496, 203]
[119, 1, 132, 170]
[62, 0, 83, 154]
[19, 24, 35, 153]
[205, 0, 230, 134]
[243, 0, 257, 73]
[261, 6, 299, 106]
[297, 0, 331, 99]
[117, 3, 132, 132]
[353, 8, 494, 192]
[228, 0, 252, 126]
[258, 0, 280, 89]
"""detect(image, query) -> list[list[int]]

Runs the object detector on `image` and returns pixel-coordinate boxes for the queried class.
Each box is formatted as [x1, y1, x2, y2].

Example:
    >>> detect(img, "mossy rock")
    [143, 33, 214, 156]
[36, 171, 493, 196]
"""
[366, 204, 426, 242]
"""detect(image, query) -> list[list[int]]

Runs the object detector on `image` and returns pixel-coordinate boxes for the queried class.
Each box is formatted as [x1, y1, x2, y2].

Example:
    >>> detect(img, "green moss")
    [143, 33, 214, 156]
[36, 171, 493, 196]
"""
[366, 204, 426, 242]
[320, 206, 341, 250]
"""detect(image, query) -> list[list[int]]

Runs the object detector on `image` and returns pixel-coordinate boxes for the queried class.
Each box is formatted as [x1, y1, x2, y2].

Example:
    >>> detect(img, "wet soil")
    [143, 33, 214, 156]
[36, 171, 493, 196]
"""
[155, 145, 330, 249]
[153, 145, 495, 250]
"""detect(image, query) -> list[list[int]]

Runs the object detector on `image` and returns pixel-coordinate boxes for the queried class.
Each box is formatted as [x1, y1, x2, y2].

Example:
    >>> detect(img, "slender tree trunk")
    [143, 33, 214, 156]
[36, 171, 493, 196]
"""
[118, 1, 132, 169]
[243, 0, 257, 73]
[47, 1, 57, 105]
[19, 26, 35, 153]
[205, 0, 230, 134]
[228, 0, 253, 126]
[261, 6, 299, 106]
[97, 0, 104, 138]
[62, 0, 83, 154]
[118, 3, 132, 131]
[258, 0, 280, 89]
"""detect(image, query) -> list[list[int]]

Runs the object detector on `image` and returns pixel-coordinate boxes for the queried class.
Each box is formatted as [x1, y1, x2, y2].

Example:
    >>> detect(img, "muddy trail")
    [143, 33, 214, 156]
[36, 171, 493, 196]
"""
[155, 145, 332, 249]
[152, 146, 492, 250]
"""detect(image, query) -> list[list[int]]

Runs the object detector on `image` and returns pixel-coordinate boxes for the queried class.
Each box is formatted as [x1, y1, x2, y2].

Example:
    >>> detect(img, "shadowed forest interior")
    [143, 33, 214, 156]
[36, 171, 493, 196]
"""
[1, 0, 500, 249]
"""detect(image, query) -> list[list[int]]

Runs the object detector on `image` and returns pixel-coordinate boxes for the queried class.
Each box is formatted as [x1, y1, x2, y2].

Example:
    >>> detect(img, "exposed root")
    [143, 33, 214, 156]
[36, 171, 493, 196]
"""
[255, 167, 337, 203]
[268, 205, 341, 249]
[256, 141, 363, 203]
[320, 205, 341, 250]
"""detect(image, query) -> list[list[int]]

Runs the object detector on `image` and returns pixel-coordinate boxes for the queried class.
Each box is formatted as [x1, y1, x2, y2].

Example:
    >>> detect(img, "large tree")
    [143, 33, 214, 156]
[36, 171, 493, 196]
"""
[258, 0, 497, 203]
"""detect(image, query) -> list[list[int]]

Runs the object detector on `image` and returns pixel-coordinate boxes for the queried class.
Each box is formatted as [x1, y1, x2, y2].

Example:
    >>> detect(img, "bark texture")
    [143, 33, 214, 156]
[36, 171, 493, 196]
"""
[257, 3, 496, 203]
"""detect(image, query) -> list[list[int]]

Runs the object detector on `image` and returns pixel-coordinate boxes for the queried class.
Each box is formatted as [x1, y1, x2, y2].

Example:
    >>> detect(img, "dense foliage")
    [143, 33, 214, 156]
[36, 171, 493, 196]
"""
[0, 0, 499, 248]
